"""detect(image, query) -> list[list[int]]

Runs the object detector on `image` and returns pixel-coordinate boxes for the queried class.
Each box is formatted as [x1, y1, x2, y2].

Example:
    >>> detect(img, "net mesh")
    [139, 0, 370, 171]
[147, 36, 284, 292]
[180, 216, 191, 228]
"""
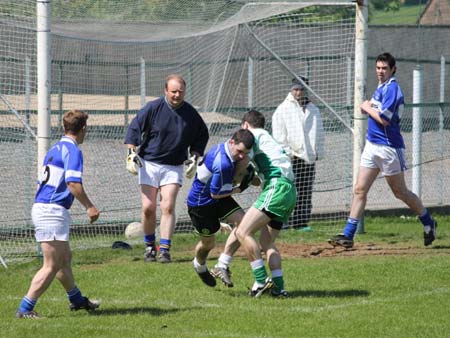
[1, 1, 450, 262]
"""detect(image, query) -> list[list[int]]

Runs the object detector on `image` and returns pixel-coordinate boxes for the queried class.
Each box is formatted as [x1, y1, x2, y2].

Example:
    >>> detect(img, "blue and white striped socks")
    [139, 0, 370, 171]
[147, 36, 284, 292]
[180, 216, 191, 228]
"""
[18, 296, 36, 313]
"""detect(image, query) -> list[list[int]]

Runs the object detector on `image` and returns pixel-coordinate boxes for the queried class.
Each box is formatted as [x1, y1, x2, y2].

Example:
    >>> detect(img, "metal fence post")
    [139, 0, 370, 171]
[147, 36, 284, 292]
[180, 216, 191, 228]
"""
[140, 57, 146, 108]
[438, 55, 445, 204]
[248, 56, 254, 109]
[412, 65, 423, 198]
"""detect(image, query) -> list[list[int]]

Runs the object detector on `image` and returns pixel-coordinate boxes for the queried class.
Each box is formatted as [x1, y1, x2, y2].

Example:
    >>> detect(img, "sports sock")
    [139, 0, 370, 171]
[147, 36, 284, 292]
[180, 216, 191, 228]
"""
[216, 253, 232, 269]
[343, 217, 359, 239]
[144, 234, 156, 247]
[67, 286, 84, 306]
[418, 209, 434, 226]
[192, 257, 207, 273]
[159, 238, 171, 253]
[271, 269, 284, 291]
[250, 259, 267, 285]
[18, 296, 36, 313]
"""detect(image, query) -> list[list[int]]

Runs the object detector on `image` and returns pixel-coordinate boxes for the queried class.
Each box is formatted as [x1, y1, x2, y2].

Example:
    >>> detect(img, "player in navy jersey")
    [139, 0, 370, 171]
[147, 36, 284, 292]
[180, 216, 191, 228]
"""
[16, 110, 100, 319]
[125, 74, 209, 263]
[329, 52, 437, 249]
[187, 129, 255, 287]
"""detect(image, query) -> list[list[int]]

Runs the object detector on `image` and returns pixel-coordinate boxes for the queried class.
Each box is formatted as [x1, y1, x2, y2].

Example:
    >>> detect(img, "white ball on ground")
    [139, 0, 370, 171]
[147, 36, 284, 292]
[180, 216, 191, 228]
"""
[125, 221, 144, 238]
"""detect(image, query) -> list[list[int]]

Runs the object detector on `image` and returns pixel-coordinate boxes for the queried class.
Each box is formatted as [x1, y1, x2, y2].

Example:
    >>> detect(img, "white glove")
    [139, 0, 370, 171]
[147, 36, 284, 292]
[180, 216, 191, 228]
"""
[126, 148, 143, 175]
[283, 146, 294, 159]
[184, 154, 198, 179]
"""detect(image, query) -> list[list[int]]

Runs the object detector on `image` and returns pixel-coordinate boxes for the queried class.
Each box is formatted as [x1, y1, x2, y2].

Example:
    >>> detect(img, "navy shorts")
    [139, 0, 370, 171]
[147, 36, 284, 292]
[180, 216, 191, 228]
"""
[188, 197, 242, 236]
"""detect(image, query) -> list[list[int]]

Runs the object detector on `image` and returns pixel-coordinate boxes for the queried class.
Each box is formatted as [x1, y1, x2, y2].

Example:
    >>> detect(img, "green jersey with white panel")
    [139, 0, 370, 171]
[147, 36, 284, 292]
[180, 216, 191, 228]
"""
[250, 128, 296, 223]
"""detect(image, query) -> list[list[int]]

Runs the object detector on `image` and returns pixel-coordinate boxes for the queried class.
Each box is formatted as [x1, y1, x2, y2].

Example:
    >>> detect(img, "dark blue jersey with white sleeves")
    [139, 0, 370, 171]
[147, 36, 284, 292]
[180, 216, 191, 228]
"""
[187, 142, 236, 207]
[367, 77, 405, 148]
[124, 96, 209, 165]
[34, 136, 83, 209]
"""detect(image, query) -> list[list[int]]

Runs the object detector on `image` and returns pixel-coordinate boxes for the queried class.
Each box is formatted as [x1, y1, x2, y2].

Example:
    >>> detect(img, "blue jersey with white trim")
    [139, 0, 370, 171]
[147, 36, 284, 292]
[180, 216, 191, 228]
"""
[187, 142, 235, 207]
[367, 77, 405, 148]
[34, 136, 83, 209]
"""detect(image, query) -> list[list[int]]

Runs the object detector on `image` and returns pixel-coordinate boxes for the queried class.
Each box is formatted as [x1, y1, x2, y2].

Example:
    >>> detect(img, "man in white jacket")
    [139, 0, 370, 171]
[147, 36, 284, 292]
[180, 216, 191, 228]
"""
[272, 77, 325, 230]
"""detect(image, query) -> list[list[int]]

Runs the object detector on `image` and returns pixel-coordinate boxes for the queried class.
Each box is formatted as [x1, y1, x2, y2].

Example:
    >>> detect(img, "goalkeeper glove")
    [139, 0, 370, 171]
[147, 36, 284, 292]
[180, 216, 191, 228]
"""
[184, 154, 198, 179]
[126, 147, 143, 175]
[239, 163, 256, 192]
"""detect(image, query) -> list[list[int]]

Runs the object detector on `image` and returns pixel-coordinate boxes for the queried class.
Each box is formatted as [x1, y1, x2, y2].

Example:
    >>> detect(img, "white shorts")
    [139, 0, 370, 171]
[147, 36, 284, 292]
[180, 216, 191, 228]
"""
[32, 203, 71, 242]
[360, 140, 407, 176]
[139, 160, 183, 188]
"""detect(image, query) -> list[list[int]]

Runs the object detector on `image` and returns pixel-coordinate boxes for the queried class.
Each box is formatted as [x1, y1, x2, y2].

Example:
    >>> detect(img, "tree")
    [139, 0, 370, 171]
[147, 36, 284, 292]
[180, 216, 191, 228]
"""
[370, 0, 401, 12]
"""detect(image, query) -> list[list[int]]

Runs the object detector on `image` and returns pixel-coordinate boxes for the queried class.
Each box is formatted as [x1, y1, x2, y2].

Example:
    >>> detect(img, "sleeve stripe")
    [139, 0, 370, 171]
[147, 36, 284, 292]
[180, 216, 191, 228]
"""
[66, 170, 82, 179]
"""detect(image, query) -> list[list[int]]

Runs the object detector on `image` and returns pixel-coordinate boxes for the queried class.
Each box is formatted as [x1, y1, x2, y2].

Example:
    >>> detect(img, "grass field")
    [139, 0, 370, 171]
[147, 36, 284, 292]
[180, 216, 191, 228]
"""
[371, 4, 427, 25]
[1, 215, 449, 338]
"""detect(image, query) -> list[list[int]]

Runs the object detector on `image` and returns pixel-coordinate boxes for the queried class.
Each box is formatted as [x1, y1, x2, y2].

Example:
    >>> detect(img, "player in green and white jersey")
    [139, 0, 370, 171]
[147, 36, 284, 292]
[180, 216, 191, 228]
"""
[235, 110, 297, 297]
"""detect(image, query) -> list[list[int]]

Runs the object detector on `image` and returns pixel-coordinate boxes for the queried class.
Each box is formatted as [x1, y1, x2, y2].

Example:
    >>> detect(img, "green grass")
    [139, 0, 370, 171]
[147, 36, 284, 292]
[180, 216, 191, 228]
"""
[370, 4, 427, 25]
[1, 215, 449, 338]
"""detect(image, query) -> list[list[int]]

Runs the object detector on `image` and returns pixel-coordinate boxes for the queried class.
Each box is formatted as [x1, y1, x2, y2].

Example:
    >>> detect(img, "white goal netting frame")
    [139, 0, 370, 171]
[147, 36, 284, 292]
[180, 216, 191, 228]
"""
[2, 1, 449, 263]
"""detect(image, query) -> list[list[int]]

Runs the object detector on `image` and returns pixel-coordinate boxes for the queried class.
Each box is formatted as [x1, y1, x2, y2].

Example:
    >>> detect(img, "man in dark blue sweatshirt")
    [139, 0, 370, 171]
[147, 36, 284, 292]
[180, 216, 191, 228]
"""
[125, 74, 209, 263]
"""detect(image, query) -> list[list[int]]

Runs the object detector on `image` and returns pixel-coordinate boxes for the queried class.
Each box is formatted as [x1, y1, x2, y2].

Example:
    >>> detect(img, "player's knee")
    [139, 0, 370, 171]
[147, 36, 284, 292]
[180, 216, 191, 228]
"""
[391, 187, 409, 201]
[142, 198, 157, 212]
[142, 205, 156, 217]
[235, 228, 246, 243]
[202, 237, 215, 251]
[397, 191, 415, 204]
[43, 260, 63, 274]
[265, 244, 278, 256]
[159, 197, 176, 214]
[353, 185, 368, 198]
[60, 252, 72, 268]
[160, 204, 175, 216]
[259, 237, 271, 252]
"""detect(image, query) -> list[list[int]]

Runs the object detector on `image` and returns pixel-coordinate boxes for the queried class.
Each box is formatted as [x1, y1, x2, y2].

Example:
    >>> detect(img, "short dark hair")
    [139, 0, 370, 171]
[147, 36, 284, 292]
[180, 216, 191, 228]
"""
[231, 129, 255, 149]
[242, 110, 265, 129]
[376, 52, 396, 73]
[63, 110, 88, 134]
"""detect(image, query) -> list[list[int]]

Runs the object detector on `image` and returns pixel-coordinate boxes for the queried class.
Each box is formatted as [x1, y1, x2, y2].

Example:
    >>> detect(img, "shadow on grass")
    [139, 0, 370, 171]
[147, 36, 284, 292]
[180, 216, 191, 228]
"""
[172, 257, 197, 263]
[227, 289, 369, 299]
[431, 245, 450, 249]
[288, 289, 370, 298]
[91, 306, 199, 316]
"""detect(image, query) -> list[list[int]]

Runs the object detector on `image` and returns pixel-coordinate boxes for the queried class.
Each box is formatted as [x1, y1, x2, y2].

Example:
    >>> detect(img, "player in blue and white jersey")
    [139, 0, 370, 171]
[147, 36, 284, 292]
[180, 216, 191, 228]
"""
[187, 129, 255, 287]
[329, 52, 437, 249]
[16, 110, 100, 319]
[125, 74, 209, 264]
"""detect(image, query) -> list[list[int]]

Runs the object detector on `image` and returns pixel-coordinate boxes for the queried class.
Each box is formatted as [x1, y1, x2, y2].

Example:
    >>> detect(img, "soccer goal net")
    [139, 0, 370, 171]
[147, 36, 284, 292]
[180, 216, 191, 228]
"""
[1, 0, 359, 261]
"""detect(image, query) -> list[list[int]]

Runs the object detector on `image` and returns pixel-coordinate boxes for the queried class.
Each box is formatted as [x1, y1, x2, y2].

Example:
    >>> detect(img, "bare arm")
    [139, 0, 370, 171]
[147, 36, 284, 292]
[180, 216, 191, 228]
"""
[211, 187, 241, 199]
[67, 181, 100, 224]
[360, 100, 389, 127]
